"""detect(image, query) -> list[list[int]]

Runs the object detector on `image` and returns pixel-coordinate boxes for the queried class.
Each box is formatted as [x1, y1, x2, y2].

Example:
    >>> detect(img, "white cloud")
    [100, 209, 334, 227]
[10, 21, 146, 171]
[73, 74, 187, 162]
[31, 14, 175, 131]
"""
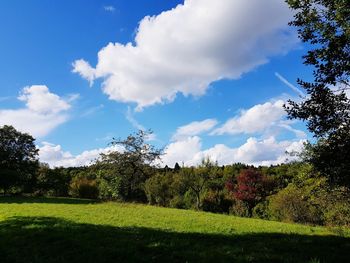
[161, 136, 305, 167]
[40, 135, 305, 168]
[0, 109, 68, 138]
[72, 59, 95, 86]
[38, 142, 123, 168]
[18, 85, 70, 114]
[172, 119, 218, 141]
[0, 85, 72, 138]
[212, 100, 307, 138]
[73, 0, 297, 109]
[161, 136, 202, 167]
[213, 100, 286, 135]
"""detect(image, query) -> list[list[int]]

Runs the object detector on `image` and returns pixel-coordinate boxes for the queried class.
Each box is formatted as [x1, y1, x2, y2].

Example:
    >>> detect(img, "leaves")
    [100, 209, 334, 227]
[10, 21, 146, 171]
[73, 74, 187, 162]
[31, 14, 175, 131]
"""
[285, 0, 350, 186]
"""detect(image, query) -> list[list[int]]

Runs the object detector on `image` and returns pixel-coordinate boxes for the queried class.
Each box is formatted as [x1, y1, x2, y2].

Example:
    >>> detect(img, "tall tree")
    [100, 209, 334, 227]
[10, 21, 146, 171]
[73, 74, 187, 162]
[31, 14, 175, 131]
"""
[285, 0, 350, 186]
[0, 125, 39, 194]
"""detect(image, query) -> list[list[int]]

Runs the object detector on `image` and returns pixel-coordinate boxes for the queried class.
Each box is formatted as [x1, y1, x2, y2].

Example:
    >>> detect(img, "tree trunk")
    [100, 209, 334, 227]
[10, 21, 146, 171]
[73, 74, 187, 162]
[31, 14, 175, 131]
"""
[195, 192, 200, 210]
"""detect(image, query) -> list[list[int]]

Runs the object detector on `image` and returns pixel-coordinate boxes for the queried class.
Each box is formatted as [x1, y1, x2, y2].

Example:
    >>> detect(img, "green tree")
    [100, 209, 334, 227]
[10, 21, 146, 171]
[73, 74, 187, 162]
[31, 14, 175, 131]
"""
[99, 130, 162, 201]
[144, 172, 173, 206]
[182, 158, 218, 210]
[0, 125, 38, 194]
[36, 165, 71, 196]
[285, 0, 350, 186]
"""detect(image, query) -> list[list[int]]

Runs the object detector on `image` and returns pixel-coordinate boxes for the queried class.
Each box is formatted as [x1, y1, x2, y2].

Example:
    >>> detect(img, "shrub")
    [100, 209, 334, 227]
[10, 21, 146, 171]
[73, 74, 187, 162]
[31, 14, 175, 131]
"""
[252, 200, 270, 220]
[202, 190, 232, 213]
[182, 190, 198, 209]
[323, 202, 350, 227]
[229, 199, 250, 217]
[144, 173, 172, 206]
[317, 186, 350, 227]
[269, 184, 321, 224]
[97, 176, 121, 200]
[69, 178, 99, 199]
[169, 196, 186, 209]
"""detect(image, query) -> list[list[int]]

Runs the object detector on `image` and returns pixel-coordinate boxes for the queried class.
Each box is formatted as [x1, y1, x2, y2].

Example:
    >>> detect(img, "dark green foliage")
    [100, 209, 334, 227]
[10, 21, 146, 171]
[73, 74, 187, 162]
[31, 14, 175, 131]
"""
[0, 125, 38, 194]
[285, 0, 350, 186]
[0, 169, 19, 195]
[173, 162, 181, 172]
[300, 139, 350, 186]
[69, 177, 99, 199]
[252, 201, 270, 220]
[144, 173, 173, 206]
[286, 0, 350, 86]
[36, 165, 72, 197]
[144, 160, 233, 212]
[201, 190, 232, 214]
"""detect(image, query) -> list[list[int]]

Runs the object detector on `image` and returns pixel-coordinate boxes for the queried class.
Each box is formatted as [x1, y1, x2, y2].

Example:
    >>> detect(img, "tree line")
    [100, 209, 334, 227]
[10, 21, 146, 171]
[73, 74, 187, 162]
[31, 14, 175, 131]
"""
[1, 126, 349, 227]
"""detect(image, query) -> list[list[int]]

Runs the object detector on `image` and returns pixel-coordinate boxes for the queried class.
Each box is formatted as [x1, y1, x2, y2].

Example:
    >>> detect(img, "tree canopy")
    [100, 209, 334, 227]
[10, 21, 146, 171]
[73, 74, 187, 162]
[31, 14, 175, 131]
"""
[285, 0, 350, 186]
[0, 125, 39, 193]
[97, 130, 163, 201]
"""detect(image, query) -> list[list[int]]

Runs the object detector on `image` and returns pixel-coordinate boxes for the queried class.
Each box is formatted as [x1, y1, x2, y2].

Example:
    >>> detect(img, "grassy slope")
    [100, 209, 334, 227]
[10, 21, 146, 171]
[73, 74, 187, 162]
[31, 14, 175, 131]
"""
[0, 197, 349, 263]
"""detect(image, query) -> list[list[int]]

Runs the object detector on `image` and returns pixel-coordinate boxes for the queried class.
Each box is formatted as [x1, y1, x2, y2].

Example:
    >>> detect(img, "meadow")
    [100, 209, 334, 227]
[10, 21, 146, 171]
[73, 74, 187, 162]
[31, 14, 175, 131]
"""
[0, 197, 349, 263]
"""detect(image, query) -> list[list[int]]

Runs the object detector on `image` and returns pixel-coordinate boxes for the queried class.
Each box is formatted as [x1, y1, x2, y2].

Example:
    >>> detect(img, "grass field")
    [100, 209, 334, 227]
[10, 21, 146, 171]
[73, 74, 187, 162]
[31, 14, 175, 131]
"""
[0, 197, 349, 262]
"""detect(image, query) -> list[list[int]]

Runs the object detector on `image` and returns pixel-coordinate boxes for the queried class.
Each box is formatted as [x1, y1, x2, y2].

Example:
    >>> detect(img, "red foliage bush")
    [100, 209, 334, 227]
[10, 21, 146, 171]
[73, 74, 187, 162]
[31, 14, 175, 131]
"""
[227, 168, 268, 215]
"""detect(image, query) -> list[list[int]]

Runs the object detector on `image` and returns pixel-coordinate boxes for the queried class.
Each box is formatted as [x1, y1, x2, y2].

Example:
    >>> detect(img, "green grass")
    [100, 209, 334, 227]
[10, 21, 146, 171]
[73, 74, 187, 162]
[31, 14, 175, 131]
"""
[0, 197, 349, 262]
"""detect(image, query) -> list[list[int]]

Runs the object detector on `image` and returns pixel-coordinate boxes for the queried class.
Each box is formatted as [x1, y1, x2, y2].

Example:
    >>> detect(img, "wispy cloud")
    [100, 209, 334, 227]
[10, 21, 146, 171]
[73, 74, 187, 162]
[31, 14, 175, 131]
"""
[66, 93, 80, 102]
[103, 5, 116, 12]
[125, 106, 156, 141]
[95, 133, 114, 142]
[126, 106, 145, 131]
[81, 104, 104, 117]
[0, 96, 11, 102]
[275, 72, 304, 97]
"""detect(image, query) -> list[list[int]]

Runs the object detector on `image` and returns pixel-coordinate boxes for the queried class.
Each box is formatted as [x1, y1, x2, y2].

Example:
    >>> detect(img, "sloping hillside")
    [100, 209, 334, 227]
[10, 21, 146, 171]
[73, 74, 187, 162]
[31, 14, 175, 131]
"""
[0, 197, 349, 262]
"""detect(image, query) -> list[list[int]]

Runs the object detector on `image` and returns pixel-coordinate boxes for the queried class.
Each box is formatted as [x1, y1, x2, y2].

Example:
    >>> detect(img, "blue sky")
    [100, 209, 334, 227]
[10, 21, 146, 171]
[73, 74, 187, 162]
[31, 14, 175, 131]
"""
[0, 0, 313, 167]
